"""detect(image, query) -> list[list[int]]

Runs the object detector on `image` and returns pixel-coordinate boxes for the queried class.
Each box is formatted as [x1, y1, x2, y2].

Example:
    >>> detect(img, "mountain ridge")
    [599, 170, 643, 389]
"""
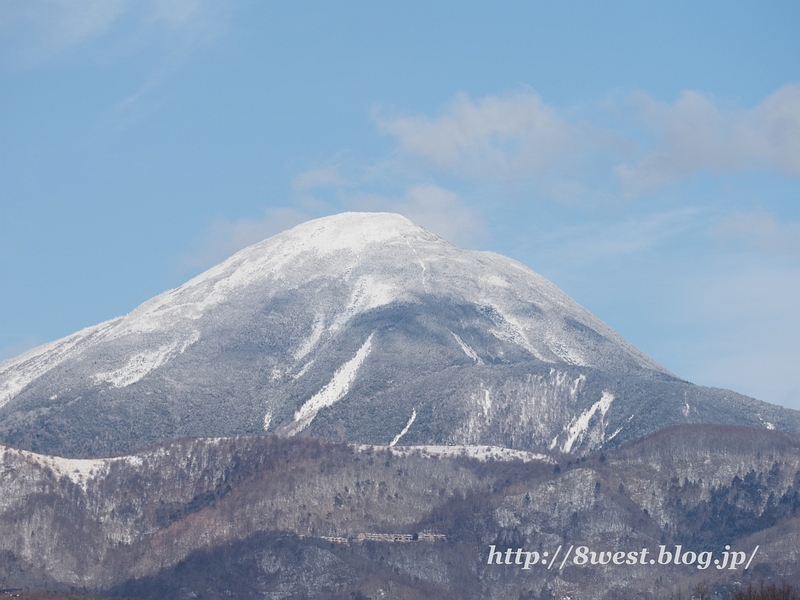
[1, 425, 799, 598]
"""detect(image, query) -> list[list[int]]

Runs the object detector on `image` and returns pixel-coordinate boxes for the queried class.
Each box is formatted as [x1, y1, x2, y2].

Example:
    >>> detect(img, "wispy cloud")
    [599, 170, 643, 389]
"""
[714, 211, 800, 255]
[114, 0, 233, 115]
[616, 84, 800, 195]
[532, 208, 702, 267]
[1, 0, 233, 120]
[0, 0, 129, 67]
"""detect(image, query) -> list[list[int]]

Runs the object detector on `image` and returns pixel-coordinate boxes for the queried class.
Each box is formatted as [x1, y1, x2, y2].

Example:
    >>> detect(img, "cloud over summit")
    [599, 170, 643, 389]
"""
[374, 86, 800, 199]
[376, 91, 580, 179]
[616, 84, 800, 195]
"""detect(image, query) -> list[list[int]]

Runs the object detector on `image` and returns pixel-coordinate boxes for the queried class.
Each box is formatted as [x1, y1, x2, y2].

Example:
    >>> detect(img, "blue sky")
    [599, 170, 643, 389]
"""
[1, 1, 799, 409]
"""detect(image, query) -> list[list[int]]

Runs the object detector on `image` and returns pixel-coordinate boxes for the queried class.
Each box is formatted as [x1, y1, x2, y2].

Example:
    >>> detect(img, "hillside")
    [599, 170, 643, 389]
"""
[0, 426, 798, 598]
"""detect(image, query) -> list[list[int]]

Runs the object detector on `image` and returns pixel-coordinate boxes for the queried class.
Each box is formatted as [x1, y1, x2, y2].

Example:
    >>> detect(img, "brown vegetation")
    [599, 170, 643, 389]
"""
[732, 581, 800, 600]
[1, 427, 800, 598]
[0, 592, 136, 600]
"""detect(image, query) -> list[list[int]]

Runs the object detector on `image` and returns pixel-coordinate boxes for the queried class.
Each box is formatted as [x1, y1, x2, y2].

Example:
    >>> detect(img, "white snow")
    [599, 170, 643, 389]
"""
[402, 235, 429, 293]
[0, 214, 414, 402]
[544, 335, 588, 366]
[484, 306, 548, 362]
[571, 373, 587, 395]
[451, 332, 483, 364]
[329, 276, 396, 330]
[481, 387, 492, 417]
[289, 332, 375, 434]
[360, 444, 553, 463]
[0, 444, 165, 490]
[276, 212, 426, 256]
[263, 411, 272, 431]
[0, 445, 107, 490]
[486, 275, 510, 288]
[757, 414, 776, 430]
[0, 320, 119, 408]
[93, 331, 198, 388]
[294, 314, 325, 360]
[124, 455, 143, 467]
[94, 346, 174, 388]
[390, 409, 417, 446]
[292, 361, 313, 380]
[556, 391, 615, 453]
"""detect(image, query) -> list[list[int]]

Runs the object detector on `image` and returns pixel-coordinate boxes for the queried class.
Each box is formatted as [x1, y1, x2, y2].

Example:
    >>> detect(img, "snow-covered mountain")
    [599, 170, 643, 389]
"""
[1, 212, 798, 457]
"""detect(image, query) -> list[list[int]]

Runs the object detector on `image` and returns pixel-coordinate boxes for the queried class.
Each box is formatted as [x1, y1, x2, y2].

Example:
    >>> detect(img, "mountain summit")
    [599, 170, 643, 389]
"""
[1, 212, 797, 456]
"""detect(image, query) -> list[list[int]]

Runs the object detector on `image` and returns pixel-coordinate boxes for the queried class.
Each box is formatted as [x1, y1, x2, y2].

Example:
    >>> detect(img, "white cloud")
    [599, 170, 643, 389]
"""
[376, 91, 581, 179]
[0, 0, 230, 69]
[178, 207, 311, 270]
[372, 86, 800, 199]
[350, 184, 485, 248]
[714, 211, 800, 255]
[616, 84, 800, 195]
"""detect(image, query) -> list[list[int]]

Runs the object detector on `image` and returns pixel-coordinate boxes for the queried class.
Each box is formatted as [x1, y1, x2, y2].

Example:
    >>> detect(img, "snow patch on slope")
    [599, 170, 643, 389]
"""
[0, 445, 107, 490]
[288, 333, 375, 434]
[0, 444, 170, 490]
[330, 277, 395, 330]
[360, 444, 553, 464]
[402, 235, 429, 293]
[93, 331, 199, 388]
[554, 391, 615, 454]
[483, 305, 548, 362]
[390, 409, 417, 446]
[294, 314, 325, 360]
[757, 414, 776, 430]
[293, 361, 313, 380]
[481, 387, 492, 417]
[451, 332, 483, 364]
[545, 335, 588, 366]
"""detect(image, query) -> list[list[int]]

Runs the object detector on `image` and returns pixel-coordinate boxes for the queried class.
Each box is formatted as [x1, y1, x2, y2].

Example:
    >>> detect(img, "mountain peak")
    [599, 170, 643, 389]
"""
[277, 211, 427, 246]
[2, 212, 797, 458]
[234, 212, 437, 264]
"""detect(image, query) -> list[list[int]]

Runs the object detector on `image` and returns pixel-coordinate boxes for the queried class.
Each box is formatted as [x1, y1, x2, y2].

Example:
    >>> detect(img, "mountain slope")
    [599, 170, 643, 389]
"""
[1, 212, 797, 457]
